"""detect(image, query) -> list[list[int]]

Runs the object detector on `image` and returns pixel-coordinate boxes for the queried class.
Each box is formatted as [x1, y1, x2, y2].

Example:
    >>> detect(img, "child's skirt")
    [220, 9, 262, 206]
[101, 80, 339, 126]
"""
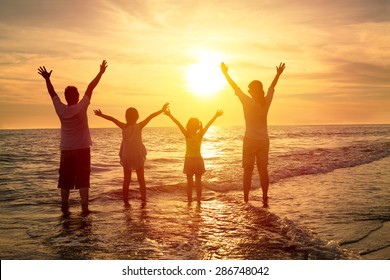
[183, 156, 205, 175]
[119, 144, 147, 170]
[119, 124, 147, 170]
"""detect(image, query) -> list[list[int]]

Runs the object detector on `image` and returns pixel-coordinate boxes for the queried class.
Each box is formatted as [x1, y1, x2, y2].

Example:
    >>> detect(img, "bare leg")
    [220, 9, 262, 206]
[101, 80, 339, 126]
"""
[61, 189, 70, 214]
[123, 167, 132, 205]
[195, 174, 202, 203]
[257, 165, 269, 204]
[136, 167, 146, 202]
[186, 174, 194, 203]
[79, 187, 89, 213]
[243, 166, 254, 203]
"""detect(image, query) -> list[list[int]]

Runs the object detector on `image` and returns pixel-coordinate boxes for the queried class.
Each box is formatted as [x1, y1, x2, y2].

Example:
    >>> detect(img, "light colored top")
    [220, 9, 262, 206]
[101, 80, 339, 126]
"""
[119, 124, 147, 169]
[52, 95, 91, 150]
[185, 134, 202, 157]
[235, 87, 274, 141]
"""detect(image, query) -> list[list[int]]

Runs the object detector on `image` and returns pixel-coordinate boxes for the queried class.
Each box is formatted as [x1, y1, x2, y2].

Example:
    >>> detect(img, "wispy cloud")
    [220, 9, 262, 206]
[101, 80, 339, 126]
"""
[0, 0, 389, 128]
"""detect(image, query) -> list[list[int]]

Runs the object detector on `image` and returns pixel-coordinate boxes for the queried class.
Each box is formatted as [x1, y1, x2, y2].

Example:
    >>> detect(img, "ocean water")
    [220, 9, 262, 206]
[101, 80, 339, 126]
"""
[0, 125, 389, 260]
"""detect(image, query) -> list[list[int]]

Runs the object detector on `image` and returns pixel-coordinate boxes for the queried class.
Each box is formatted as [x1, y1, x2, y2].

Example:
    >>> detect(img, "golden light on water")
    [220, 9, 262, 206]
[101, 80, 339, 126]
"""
[202, 126, 223, 163]
[185, 50, 226, 97]
[202, 142, 219, 160]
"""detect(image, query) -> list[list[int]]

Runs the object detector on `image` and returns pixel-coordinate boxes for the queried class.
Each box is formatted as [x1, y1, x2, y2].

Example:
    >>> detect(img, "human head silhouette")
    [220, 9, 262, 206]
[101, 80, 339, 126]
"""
[248, 80, 264, 99]
[126, 107, 139, 125]
[64, 86, 80, 105]
[186, 118, 201, 134]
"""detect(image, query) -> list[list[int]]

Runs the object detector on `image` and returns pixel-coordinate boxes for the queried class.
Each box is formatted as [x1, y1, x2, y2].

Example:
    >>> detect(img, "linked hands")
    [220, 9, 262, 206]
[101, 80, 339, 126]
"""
[161, 102, 169, 112]
[38, 66, 52, 80]
[164, 108, 172, 117]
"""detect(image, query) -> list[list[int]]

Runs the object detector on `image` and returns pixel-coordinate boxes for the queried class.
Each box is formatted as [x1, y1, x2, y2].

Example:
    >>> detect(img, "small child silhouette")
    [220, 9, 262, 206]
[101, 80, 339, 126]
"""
[94, 103, 169, 205]
[165, 109, 223, 203]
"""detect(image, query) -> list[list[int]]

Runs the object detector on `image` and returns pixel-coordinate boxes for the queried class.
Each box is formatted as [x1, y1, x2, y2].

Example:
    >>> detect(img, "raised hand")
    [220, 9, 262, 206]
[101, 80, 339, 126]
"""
[215, 110, 224, 117]
[86, 60, 108, 99]
[220, 62, 228, 74]
[276, 62, 285, 75]
[93, 109, 103, 117]
[38, 66, 52, 80]
[100, 60, 108, 74]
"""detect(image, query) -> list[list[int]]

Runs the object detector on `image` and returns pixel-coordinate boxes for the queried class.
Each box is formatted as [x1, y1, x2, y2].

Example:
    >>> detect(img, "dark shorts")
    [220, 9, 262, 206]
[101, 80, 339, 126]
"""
[242, 137, 269, 169]
[183, 156, 205, 175]
[58, 148, 90, 189]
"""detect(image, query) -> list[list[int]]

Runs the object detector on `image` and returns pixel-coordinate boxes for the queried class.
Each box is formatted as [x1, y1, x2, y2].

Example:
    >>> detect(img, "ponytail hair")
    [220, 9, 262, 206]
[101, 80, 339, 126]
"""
[186, 118, 201, 134]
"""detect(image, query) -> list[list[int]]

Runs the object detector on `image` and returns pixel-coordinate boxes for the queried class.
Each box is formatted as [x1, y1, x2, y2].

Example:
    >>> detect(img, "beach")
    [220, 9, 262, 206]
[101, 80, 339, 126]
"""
[0, 125, 389, 260]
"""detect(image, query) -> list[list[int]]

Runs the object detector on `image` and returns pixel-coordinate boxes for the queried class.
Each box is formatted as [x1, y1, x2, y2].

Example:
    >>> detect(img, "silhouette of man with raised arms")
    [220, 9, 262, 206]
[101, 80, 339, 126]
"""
[38, 60, 107, 215]
[221, 61, 285, 206]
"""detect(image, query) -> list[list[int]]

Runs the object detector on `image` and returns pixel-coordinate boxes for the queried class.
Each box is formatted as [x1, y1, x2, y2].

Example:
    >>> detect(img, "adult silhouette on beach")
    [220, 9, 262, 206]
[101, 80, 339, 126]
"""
[221, 62, 285, 205]
[38, 60, 107, 215]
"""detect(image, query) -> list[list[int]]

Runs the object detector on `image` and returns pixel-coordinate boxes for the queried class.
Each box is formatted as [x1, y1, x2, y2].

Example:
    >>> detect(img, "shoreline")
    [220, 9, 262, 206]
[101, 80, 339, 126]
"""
[264, 156, 390, 260]
[1, 123, 390, 131]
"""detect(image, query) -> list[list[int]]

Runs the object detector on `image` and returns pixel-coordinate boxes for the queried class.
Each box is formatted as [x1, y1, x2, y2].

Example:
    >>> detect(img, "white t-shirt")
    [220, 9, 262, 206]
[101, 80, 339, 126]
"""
[52, 95, 92, 150]
[235, 87, 274, 140]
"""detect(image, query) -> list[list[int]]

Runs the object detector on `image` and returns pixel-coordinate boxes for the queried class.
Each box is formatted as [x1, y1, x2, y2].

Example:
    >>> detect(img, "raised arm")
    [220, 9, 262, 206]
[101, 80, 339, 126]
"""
[85, 60, 108, 100]
[94, 109, 125, 129]
[269, 62, 285, 90]
[220, 62, 239, 91]
[201, 110, 223, 137]
[38, 66, 58, 99]
[266, 63, 286, 106]
[139, 103, 169, 129]
[164, 109, 187, 137]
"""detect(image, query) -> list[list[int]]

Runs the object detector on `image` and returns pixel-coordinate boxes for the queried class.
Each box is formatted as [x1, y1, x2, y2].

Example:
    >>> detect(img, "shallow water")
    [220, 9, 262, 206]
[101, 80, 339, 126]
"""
[268, 156, 390, 259]
[0, 125, 389, 259]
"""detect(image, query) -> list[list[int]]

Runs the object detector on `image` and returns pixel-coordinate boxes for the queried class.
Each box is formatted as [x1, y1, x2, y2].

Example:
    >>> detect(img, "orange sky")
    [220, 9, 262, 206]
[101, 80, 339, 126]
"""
[0, 0, 389, 129]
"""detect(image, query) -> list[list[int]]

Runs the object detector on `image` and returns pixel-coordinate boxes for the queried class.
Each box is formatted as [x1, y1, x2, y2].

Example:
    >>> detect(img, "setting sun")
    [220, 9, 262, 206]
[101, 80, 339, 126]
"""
[185, 50, 226, 97]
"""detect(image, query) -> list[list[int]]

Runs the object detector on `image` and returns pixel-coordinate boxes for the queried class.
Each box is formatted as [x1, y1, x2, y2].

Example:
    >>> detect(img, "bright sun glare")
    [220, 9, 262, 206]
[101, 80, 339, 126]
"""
[185, 50, 226, 97]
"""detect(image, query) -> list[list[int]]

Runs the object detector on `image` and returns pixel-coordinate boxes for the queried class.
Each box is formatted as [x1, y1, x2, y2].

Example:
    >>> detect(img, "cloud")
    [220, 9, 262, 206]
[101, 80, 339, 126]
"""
[332, 61, 390, 86]
[0, 0, 105, 28]
[0, 0, 389, 128]
[267, 0, 389, 26]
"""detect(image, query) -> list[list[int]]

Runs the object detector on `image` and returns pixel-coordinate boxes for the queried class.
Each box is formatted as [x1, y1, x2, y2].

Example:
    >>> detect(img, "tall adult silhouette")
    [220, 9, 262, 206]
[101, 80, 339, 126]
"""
[221, 62, 285, 205]
[38, 60, 107, 215]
